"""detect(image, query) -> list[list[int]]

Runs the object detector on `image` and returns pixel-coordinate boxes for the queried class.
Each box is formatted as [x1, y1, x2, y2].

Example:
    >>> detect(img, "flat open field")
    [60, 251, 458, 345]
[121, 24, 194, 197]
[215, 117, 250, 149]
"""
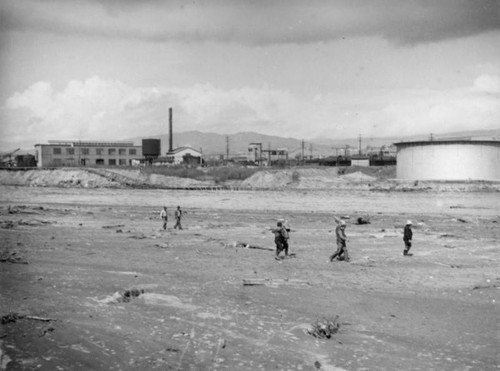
[1, 185, 499, 370]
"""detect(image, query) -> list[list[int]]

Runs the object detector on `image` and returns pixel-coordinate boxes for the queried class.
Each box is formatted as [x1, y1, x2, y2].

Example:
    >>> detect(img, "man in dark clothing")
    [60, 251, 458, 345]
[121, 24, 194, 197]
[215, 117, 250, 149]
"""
[272, 221, 289, 260]
[329, 220, 350, 262]
[282, 219, 291, 257]
[174, 206, 183, 230]
[403, 220, 413, 256]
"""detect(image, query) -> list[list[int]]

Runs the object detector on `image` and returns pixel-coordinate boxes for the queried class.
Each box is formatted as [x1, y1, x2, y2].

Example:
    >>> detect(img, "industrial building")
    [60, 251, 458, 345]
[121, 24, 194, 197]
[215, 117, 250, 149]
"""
[394, 140, 500, 181]
[248, 143, 288, 165]
[34, 140, 143, 168]
[156, 146, 202, 166]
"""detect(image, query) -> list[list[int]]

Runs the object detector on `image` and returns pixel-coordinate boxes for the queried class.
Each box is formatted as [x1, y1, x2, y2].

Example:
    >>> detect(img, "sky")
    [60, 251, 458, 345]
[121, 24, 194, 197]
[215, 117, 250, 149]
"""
[0, 0, 499, 150]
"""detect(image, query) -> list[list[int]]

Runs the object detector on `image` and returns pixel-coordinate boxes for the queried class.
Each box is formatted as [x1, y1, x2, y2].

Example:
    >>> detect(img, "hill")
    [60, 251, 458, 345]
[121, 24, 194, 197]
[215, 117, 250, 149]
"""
[131, 128, 500, 158]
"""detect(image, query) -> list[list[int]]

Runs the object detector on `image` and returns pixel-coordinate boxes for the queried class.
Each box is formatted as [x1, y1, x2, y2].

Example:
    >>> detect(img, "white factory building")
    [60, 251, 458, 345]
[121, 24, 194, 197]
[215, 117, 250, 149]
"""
[34, 140, 142, 168]
[163, 146, 202, 165]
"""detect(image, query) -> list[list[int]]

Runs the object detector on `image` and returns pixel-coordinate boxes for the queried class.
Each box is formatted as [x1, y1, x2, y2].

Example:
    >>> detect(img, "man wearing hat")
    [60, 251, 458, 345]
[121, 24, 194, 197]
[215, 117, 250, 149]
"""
[330, 220, 350, 262]
[174, 205, 183, 230]
[403, 220, 413, 256]
[160, 206, 168, 230]
[272, 220, 289, 260]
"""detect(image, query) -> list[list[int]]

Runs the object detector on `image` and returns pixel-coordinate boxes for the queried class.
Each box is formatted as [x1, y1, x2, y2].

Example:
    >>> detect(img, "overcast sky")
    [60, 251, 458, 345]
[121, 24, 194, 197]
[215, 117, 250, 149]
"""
[0, 0, 499, 150]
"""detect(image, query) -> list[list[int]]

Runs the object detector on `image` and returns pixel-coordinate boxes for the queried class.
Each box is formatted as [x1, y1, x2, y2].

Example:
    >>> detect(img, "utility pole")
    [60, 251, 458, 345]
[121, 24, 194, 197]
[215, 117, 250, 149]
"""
[78, 130, 82, 166]
[268, 142, 271, 165]
[301, 140, 305, 165]
[358, 134, 362, 155]
[226, 136, 229, 162]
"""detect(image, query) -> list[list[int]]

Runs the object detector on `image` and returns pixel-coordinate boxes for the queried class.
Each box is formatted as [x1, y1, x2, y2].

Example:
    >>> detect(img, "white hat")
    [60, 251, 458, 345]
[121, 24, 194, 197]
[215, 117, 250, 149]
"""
[406, 220, 412, 225]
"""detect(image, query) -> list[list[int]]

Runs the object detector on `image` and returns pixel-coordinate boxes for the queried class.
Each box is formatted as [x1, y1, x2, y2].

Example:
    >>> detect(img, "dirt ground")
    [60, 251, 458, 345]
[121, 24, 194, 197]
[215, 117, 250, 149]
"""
[0, 185, 499, 370]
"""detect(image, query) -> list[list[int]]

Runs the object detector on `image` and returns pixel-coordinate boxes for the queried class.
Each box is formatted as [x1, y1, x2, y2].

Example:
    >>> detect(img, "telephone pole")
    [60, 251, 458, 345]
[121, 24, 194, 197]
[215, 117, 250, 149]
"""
[301, 139, 305, 165]
[226, 136, 229, 161]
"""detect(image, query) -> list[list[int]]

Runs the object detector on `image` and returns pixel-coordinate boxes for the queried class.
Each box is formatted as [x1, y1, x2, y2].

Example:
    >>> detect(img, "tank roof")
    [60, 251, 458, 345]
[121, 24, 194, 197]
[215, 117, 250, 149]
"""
[394, 139, 500, 147]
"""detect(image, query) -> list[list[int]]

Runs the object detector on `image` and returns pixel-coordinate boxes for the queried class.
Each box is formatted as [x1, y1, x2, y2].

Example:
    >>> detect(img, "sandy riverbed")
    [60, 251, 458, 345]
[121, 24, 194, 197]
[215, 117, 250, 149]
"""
[0, 183, 499, 370]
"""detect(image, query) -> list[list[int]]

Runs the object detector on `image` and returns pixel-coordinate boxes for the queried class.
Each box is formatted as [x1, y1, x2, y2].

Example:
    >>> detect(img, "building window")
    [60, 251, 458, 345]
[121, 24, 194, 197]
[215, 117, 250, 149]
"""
[66, 148, 75, 155]
[119, 148, 126, 156]
[129, 148, 136, 155]
[96, 159, 104, 165]
[108, 148, 116, 155]
[53, 148, 61, 155]
[81, 148, 89, 155]
[119, 159, 127, 165]
[109, 159, 116, 165]
[96, 148, 104, 155]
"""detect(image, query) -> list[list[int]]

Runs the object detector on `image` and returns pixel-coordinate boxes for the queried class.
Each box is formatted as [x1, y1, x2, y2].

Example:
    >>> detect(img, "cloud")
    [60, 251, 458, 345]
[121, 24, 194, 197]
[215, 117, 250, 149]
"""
[2, 77, 169, 145]
[473, 74, 500, 93]
[0, 77, 306, 147]
[1, 75, 499, 150]
[1, 0, 498, 46]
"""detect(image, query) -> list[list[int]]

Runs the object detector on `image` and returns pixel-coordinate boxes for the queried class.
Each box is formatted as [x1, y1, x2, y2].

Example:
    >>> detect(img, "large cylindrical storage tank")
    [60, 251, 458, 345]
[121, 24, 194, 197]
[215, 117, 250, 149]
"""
[395, 140, 500, 180]
[142, 139, 161, 157]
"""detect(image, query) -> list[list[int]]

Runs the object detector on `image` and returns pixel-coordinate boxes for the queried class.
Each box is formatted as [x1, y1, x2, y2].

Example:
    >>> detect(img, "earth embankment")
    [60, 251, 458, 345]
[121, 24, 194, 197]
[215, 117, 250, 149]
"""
[1, 167, 499, 192]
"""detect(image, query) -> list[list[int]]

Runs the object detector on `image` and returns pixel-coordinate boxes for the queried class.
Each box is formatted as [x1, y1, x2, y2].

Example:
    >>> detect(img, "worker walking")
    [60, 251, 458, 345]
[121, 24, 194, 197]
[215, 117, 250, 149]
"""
[283, 219, 291, 257]
[329, 220, 350, 262]
[403, 220, 413, 256]
[174, 205, 183, 230]
[160, 206, 168, 230]
[272, 221, 289, 260]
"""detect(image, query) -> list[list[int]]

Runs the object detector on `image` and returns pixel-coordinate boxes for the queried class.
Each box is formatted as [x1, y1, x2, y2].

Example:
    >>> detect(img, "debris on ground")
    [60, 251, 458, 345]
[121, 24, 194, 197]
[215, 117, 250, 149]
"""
[102, 224, 125, 229]
[8, 205, 19, 214]
[1, 312, 21, 324]
[471, 283, 500, 291]
[8, 205, 44, 215]
[98, 288, 145, 304]
[18, 219, 52, 226]
[356, 216, 371, 225]
[128, 233, 147, 239]
[243, 278, 310, 287]
[119, 289, 144, 303]
[231, 241, 274, 251]
[40, 326, 55, 337]
[1, 312, 56, 324]
[0, 220, 16, 229]
[307, 316, 340, 339]
[0, 252, 28, 264]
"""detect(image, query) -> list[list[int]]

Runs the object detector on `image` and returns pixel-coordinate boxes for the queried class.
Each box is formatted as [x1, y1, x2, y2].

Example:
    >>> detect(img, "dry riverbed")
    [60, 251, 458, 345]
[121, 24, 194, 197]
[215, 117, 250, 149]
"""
[0, 185, 499, 370]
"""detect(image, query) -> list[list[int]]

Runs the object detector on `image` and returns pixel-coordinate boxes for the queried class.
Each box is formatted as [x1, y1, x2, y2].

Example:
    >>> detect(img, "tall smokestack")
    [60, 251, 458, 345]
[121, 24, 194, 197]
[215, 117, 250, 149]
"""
[168, 107, 173, 153]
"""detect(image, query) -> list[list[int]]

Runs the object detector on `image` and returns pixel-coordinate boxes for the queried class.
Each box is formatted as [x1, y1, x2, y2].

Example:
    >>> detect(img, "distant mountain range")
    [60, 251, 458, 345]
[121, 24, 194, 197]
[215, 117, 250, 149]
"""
[132, 128, 500, 158]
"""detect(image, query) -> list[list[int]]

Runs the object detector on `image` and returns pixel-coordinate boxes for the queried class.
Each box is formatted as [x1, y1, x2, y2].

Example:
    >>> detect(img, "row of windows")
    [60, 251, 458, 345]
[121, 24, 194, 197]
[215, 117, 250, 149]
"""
[51, 158, 130, 166]
[52, 147, 137, 156]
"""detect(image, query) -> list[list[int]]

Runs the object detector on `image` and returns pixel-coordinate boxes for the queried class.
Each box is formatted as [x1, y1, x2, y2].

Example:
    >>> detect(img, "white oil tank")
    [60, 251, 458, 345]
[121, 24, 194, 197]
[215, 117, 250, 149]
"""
[395, 140, 500, 180]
